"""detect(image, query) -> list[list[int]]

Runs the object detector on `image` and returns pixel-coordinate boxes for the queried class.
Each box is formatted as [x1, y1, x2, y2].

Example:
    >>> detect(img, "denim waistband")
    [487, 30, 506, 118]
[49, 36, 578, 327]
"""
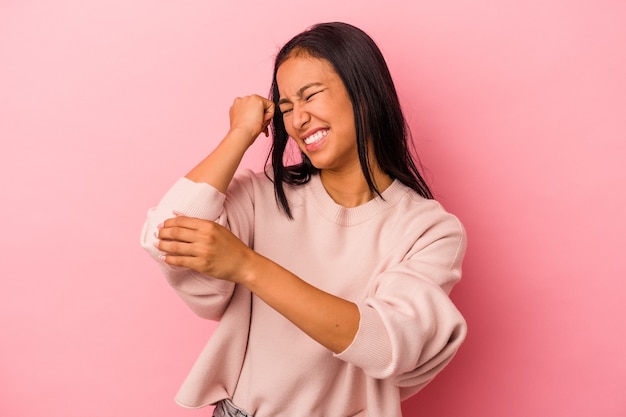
[212, 399, 254, 417]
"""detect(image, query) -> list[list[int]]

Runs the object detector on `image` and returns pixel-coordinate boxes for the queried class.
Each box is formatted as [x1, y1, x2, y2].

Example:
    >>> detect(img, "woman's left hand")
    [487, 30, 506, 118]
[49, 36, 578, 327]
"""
[154, 214, 254, 283]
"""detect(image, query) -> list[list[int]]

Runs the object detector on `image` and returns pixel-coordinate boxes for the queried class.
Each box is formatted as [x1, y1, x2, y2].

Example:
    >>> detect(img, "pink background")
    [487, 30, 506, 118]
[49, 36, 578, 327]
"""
[1, 1, 625, 416]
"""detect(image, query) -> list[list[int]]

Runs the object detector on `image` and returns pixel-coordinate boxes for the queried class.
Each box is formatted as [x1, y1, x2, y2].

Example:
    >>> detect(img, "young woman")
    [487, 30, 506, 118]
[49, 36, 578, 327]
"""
[141, 22, 467, 417]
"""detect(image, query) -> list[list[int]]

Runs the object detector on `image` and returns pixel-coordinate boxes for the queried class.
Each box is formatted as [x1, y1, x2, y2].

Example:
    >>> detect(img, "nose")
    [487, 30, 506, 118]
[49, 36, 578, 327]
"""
[291, 102, 310, 130]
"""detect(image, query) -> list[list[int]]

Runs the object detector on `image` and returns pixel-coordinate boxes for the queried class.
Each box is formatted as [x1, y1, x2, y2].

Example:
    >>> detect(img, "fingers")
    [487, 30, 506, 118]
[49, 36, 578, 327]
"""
[262, 100, 274, 137]
[156, 224, 193, 243]
[262, 97, 275, 119]
[154, 215, 213, 253]
[155, 239, 195, 257]
[154, 214, 250, 282]
[158, 251, 209, 272]
[154, 215, 222, 276]
[158, 253, 189, 268]
[229, 94, 275, 139]
[161, 213, 214, 233]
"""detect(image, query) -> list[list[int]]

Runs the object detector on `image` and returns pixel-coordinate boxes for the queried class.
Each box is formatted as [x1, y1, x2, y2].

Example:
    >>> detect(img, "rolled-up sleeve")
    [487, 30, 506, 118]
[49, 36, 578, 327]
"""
[335, 214, 467, 398]
[139, 177, 234, 320]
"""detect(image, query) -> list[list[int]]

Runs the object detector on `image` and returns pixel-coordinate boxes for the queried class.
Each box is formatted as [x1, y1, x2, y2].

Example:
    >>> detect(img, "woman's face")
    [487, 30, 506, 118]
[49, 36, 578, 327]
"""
[276, 54, 359, 173]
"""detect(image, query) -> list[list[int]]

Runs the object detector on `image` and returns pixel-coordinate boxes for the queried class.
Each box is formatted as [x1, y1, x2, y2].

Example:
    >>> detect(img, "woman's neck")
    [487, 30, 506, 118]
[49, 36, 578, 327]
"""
[319, 165, 392, 208]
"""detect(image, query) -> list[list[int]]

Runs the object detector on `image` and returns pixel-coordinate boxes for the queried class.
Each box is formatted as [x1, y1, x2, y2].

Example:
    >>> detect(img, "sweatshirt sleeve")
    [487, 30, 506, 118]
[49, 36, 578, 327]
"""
[139, 177, 236, 320]
[334, 209, 467, 398]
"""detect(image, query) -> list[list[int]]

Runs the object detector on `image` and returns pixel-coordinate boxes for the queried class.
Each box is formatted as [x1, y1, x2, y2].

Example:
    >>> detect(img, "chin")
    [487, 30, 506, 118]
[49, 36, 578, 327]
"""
[306, 155, 332, 170]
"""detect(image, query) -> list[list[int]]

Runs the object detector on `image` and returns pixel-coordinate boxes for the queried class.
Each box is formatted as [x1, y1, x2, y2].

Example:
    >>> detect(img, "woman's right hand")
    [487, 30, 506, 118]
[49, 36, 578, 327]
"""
[184, 94, 274, 191]
[228, 95, 275, 146]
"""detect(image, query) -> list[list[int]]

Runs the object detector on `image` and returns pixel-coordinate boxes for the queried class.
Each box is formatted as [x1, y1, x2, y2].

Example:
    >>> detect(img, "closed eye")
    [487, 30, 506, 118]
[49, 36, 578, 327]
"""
[305, 90, 324, 101]
[279, 87, 325, 115]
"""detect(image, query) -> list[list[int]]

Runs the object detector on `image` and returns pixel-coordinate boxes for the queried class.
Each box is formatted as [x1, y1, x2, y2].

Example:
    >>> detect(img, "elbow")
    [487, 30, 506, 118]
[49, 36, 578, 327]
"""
[394, 317, 466, 400]
[140, 214, 163, 260]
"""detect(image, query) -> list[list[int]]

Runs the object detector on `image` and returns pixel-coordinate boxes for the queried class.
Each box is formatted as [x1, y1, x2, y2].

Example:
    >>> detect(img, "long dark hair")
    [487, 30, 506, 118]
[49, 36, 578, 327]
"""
[267, 22, 433, 218]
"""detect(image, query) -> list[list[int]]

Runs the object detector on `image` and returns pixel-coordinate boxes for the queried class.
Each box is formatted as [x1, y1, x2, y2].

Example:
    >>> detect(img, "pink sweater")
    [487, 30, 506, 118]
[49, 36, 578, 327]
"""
[140, 170, 467, 417]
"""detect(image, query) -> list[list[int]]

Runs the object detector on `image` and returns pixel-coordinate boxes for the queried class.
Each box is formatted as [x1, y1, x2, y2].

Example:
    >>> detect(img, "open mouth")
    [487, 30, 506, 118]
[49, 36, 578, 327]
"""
[303, 129, 328, 146]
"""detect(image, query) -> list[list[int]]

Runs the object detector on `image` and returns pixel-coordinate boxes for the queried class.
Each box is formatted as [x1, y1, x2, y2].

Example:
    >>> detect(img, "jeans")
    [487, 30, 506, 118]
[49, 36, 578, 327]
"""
[212, 399, 254, 417]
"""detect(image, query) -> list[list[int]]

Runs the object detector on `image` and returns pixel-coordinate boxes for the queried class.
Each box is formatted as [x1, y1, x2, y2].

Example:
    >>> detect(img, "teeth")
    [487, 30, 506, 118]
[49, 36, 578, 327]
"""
[304, 130, 328, 145]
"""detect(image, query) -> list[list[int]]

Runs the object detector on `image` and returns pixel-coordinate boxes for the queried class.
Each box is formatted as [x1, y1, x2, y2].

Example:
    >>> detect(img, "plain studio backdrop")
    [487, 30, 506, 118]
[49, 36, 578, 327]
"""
[1, 1, 625, 416]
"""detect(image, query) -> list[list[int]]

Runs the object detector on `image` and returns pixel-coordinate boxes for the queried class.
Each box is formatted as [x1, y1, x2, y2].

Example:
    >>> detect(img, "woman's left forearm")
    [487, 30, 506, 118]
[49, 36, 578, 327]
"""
[155, 215, 358, 353]
[241, 253, 360, 354]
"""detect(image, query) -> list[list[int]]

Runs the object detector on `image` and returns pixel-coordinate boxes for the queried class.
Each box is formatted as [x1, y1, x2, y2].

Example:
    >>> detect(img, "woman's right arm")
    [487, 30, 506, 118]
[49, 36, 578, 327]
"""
[140, 95, 274, 319]
[184, 95, 274, 192]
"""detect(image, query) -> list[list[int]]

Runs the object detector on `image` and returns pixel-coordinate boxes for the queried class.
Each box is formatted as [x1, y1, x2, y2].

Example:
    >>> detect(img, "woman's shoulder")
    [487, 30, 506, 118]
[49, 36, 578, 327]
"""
[228, 169, 272, 198]
[228, 168, 307, 206]
[390, 182, 465, 237]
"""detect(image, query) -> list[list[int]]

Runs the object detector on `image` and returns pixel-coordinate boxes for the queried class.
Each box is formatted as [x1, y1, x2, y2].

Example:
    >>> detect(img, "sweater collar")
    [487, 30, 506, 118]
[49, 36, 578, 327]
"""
[307, 174, 409, 226]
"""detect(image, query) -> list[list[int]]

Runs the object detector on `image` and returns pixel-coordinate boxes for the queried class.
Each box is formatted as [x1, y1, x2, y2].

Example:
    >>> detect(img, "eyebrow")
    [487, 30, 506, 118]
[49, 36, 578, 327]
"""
[278, 82, 324, 106]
